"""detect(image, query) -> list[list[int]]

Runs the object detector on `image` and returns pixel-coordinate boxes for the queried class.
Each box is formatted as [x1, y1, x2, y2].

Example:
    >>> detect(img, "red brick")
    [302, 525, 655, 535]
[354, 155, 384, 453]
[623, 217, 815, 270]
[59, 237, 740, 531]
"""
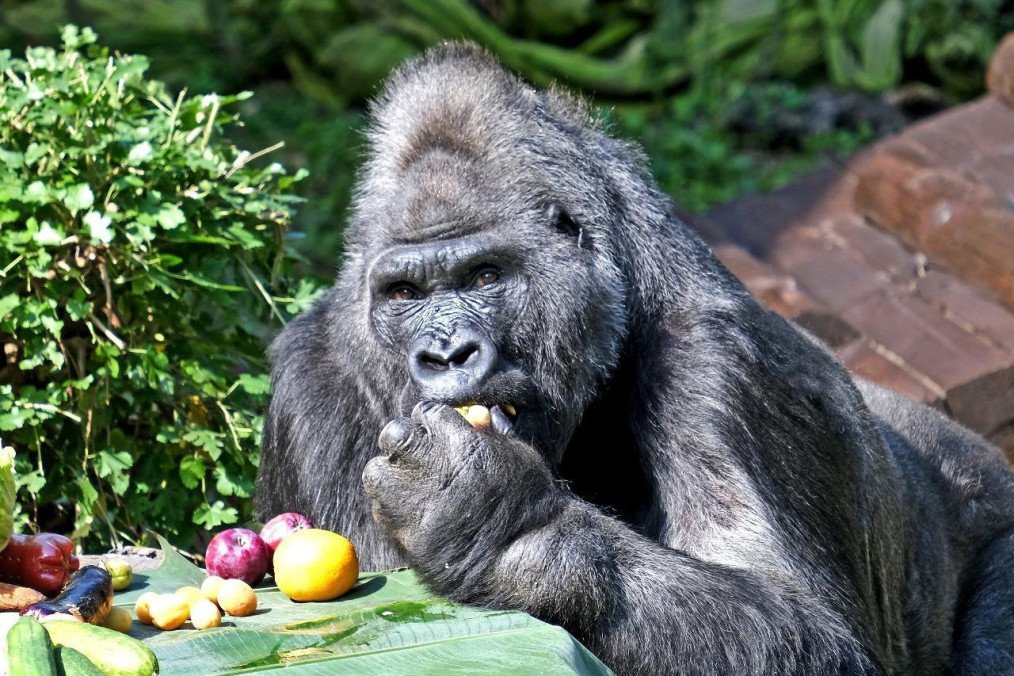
[696, 165, 849, 258]
[822, 215, 919, 286]
[902, 97, 1014, 172]
[837, 339, 940, 404]
[840, 290, 1014, 432]
[914, 270, 1014, 354]
[768, 226, 886, 312]
[948, 367, 1014, 436]
[966, 153, 1014, 203]
[854, 154, 1014, 310]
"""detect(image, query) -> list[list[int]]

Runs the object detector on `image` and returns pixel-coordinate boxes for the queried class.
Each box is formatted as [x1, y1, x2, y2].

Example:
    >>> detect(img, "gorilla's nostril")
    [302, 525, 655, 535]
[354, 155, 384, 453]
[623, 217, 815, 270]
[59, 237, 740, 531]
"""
[416, 342, 480, 371]
[418, 352, 449, 371]
[447, 342, 479, 367]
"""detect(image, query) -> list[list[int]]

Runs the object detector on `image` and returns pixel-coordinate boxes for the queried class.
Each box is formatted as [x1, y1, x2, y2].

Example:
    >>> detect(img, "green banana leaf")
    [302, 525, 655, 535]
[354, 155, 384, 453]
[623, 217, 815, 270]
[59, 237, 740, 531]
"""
[113, 537, 612, 675]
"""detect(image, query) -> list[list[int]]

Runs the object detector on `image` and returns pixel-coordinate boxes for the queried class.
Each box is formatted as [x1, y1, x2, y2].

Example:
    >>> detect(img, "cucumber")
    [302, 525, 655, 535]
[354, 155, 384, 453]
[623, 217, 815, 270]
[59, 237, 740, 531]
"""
[43, 621, 158, 676]
[6, 616, 58, 676]
[54, 647, 103, 676]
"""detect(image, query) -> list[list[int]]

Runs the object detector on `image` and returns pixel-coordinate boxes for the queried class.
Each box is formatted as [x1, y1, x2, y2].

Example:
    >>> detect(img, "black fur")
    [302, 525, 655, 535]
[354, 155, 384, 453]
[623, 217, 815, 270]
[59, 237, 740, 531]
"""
[255, 43, 1014, 675]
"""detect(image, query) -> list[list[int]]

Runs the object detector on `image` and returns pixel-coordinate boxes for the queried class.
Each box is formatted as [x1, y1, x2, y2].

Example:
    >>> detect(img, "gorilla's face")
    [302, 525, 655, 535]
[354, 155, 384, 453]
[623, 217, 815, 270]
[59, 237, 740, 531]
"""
[368, 232, 530, 410]
[366, 195, 627, 463]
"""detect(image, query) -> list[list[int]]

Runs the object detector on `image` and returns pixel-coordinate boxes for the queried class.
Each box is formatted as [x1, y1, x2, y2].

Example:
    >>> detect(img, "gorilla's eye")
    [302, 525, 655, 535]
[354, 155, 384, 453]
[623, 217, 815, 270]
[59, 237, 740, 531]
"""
[387, 283, 421, 302]
[553, 208, 581, 239]
[472, 267, 501, 289]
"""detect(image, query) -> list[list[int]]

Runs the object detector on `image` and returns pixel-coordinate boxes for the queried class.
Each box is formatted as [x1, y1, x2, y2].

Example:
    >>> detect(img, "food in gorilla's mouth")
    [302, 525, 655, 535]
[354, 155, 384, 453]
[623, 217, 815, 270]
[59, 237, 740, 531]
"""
[454, 404, 517, 430]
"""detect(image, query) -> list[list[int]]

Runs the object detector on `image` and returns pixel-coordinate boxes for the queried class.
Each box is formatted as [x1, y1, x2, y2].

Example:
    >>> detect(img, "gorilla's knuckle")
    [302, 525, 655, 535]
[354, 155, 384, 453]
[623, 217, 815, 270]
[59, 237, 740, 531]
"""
[361, 456, 389, 493]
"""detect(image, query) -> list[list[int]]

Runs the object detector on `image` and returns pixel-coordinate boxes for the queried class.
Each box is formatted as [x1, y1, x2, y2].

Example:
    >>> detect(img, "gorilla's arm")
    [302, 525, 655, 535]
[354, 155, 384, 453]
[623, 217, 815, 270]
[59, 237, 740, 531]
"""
[491, 498, 874, 675]
[363, 402, 877, 676]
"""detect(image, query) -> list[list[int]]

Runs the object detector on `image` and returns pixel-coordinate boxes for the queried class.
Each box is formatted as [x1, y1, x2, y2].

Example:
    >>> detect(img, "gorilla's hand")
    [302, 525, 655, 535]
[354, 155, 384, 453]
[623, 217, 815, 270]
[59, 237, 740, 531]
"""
[362, 401, 561, 588]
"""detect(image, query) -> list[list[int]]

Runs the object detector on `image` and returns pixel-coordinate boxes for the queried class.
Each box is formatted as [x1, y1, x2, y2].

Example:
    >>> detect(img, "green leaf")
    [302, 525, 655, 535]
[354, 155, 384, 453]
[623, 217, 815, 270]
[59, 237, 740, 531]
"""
[155, 204, 186, 230]
[63, 183, 94, 214]
[66, 294, 91, 321]
[23, 181, 51, 205]
[0, 410, 29, 432]
[115, 537, 612, 675]
[183, 429, 224, 460]
[127, 141, 154, 164]
[24, 143, 47, 166]
[179, 455, 207, 489]
[75, 476, 99, 511]
[0, 295, 19, 320]
[237, 373, 270, 396]
[192, 500, 238, 528]
[96, 449, 132, 494]
[83, 210, 113, 244]
[34, 222, 64, 246]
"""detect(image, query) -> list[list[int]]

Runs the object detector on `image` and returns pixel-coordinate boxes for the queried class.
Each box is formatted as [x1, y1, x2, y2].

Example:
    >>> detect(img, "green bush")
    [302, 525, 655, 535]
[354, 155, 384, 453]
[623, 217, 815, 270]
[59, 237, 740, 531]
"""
[0, 27, 322, 550]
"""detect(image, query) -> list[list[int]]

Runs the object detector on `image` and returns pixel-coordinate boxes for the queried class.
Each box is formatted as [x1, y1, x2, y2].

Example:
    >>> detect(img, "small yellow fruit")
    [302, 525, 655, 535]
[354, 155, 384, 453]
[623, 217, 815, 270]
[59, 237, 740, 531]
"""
[273, 528, 358, 602]
[149, 594, 189, 631]
[175, 585, 204, 610]
[134, 592, 159, 625]
[103, 559, 133, 591]
[201, 576, 225, 605]
[189, 599, 222, 630]
[216, 579, 257, 617]
[102, 606, 133, 634]
[454, 404, 491, 429]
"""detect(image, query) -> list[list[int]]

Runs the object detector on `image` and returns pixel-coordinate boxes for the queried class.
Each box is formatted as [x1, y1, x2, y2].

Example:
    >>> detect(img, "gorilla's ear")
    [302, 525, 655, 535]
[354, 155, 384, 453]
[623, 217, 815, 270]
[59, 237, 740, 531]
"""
[549, 205, 590, 250]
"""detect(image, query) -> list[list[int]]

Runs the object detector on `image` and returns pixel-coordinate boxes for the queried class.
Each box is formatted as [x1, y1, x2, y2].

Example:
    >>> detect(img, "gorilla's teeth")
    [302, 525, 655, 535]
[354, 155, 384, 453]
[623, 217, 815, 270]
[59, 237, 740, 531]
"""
[455, 404, 492, 429]
[502, 404, 517, 418]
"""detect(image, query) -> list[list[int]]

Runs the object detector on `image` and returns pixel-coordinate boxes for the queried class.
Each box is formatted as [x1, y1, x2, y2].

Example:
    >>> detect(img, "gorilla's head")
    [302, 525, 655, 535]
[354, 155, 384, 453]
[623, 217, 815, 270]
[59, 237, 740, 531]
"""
[336, 44, 698, 462]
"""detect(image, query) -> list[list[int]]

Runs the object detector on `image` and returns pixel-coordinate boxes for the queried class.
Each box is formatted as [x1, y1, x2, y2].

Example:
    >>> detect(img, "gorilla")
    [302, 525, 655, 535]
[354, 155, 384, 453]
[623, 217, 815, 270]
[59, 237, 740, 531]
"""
[255, 44, 1014, 675]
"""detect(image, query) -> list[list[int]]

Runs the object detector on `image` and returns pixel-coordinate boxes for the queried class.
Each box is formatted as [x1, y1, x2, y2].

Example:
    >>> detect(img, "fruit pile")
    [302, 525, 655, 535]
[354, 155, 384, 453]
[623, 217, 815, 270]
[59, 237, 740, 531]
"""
[0, 440, 362, 675]
[134, 576, 255, 632]
[115, 512, 358, 641]
[204, 513, 360, 602]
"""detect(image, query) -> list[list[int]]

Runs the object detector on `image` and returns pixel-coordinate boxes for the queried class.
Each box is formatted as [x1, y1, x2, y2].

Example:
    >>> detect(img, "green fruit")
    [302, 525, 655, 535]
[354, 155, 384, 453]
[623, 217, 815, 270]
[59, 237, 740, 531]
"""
[6, 616, 58, 676]
[103, 559, 133, 591]
[43, 621, 158, 676]
[54, 647, 103, 676]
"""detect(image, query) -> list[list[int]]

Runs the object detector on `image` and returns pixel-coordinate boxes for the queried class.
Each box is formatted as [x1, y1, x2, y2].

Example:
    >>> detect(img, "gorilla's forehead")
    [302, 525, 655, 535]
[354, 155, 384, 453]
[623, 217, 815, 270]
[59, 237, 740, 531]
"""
[382, 149, 534, 243]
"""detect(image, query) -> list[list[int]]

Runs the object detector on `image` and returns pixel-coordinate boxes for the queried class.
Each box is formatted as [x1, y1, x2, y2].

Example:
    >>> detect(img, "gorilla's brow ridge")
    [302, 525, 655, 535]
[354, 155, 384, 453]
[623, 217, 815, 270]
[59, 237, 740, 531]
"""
[395, 218, 472, 244]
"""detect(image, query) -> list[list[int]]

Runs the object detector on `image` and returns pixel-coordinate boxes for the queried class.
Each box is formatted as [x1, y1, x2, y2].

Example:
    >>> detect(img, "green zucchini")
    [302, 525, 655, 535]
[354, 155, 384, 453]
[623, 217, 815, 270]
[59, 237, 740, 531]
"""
[54, 647, 102, 676]
[43, 621, 158, 676]
[6, 616, 58, 676]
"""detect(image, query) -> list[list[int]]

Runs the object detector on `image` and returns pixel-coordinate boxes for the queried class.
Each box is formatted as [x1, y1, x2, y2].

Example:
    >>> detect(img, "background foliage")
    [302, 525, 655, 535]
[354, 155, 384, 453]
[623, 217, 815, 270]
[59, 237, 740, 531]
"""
[0, 1, 1008, 550]
[2, 0, 1009, 275]
[0, 27, 320, 549]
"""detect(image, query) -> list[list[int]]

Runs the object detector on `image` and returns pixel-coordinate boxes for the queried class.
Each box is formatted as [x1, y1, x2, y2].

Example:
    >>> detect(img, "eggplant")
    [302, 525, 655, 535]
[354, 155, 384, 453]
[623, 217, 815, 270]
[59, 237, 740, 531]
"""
[23, 566, 114, 625]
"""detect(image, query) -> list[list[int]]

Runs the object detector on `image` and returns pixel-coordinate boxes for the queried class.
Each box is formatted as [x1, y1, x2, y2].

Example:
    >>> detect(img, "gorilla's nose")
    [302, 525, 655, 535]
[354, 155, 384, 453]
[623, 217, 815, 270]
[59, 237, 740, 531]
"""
[408, 329, 497, 398]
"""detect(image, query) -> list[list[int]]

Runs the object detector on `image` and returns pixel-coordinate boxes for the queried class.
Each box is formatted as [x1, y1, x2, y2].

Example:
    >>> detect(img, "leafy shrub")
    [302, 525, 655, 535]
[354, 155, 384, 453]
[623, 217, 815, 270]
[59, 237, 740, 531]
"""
[0, 27, 322, 550]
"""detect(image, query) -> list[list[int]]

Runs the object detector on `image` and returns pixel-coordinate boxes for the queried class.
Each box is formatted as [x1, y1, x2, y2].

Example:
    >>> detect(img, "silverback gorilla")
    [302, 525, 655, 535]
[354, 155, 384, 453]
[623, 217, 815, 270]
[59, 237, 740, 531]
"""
[255, 44, 1014, 674]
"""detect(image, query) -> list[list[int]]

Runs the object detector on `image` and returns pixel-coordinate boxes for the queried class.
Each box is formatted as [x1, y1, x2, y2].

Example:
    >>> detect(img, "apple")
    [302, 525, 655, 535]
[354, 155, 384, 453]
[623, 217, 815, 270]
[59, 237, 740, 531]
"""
[205, 528, 271, 586]
[260, 512, 313, 553]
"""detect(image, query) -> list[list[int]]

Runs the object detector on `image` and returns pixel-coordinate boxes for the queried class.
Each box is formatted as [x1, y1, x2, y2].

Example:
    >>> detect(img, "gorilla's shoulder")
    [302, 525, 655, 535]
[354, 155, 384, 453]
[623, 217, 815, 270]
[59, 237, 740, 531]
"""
[267, 289, 334, 371]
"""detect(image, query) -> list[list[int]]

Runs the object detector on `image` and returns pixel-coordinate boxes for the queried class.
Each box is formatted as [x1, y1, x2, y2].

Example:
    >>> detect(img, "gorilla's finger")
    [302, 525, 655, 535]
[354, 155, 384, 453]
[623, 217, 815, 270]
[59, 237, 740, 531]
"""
[412, 400, 470, 433]
[411, 400, 443, 420]
[361, 455, 389, 495]
[379, 417, 422, 461]
[490, 405, 516, 436]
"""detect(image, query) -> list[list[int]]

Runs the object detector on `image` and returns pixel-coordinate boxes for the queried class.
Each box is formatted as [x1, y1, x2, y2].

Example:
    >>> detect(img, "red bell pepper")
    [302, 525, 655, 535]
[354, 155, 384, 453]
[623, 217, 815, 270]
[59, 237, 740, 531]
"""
[0, 533, 80, 596]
